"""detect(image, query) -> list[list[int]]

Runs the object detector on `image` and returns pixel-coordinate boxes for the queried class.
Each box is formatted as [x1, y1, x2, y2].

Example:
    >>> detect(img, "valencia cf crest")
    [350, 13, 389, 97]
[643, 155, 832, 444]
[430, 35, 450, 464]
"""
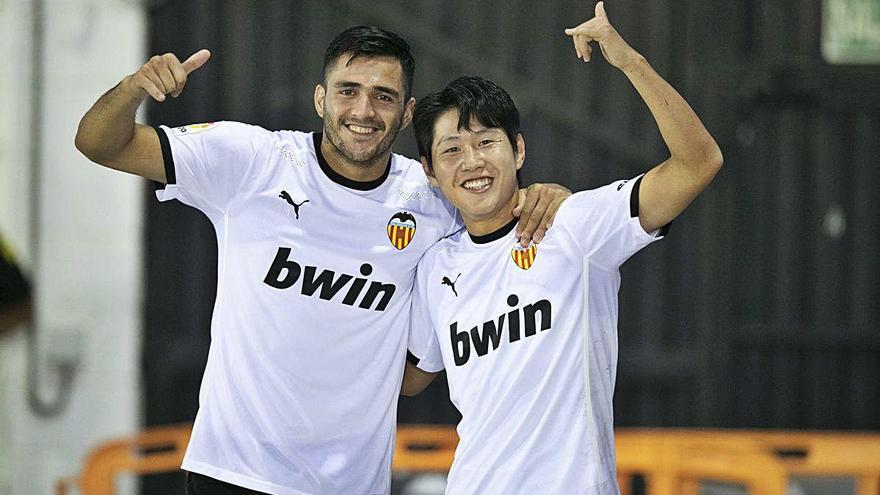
[387, 212, 417, 250]
[511, 243, 538, 270]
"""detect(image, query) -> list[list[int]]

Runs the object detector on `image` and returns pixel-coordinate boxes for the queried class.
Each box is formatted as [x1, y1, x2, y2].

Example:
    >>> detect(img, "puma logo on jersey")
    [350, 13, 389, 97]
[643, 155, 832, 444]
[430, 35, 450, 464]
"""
[450, 294, 551, 366]
[263, 247, 395, 311]
[278, 190, 309, 219]
[441, 273, 461, 297]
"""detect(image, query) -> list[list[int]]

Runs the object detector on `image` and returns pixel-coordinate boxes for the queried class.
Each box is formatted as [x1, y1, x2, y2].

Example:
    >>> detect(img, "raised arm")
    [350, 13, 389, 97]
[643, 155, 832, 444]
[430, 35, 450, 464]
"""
[74, 49, 211, 183]
[565, 2, 722, 232]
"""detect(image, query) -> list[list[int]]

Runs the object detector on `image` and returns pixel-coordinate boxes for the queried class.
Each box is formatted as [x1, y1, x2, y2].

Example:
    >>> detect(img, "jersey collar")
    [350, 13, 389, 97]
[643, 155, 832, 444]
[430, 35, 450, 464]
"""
[312, 133, 391, 191]
[468, 217, 519, 245]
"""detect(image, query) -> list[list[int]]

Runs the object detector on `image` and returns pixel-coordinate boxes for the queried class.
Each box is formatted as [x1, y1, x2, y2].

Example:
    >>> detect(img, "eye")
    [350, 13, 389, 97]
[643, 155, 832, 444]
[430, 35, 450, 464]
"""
[480, 139, 497, 146]
[376, 94, 394, 103]
[443, 146, 461, 154]
[339, 89, 356, 96]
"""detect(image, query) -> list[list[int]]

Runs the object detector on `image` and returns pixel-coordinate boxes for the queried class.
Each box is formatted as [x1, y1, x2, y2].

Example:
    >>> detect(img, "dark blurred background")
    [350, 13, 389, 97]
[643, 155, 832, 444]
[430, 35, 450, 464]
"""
[141, 0, 879, 491]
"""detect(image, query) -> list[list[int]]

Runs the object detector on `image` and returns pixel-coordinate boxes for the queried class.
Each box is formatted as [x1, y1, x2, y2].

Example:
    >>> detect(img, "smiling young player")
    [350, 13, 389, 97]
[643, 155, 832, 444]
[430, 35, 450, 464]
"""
[404, 3, 723, 493]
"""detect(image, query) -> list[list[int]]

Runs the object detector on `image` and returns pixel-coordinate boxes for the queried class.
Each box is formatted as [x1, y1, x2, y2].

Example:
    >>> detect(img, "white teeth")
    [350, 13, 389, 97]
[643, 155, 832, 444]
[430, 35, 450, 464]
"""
[463, 178, 491, 190]
[347, 124, 376, 134]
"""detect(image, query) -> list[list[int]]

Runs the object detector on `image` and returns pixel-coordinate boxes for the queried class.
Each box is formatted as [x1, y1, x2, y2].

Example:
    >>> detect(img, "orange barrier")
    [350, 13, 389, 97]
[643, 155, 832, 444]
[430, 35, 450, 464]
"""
[615, 430, 788, 495]
[56, 424, 191, 495]
[393, 425, 459, 472]
[58, 425, 880, 494]
[615, 429, 880, 495]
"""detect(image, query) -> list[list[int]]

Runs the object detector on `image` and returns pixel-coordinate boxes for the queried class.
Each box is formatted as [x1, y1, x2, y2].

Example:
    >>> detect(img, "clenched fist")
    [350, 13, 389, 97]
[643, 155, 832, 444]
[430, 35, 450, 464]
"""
[124, 49, 211, 102]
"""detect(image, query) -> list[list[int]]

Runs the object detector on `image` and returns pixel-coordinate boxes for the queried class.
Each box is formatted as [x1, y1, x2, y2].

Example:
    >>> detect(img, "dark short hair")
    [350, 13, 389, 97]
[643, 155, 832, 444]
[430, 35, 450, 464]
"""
[413, 76, 521, 169]
[323, 26, 416, 100]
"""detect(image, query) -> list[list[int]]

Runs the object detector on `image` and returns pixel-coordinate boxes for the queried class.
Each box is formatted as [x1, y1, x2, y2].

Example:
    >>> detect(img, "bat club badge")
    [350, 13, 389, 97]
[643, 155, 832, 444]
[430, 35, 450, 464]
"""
[387, 212, 417, 250]
[511, 242, 538, 270]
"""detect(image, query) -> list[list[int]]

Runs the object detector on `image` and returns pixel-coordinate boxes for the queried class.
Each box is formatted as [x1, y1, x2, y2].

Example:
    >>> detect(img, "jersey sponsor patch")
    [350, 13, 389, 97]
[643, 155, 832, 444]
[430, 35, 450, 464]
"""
[173, 122, 217, 135]
[387, 212, 416, 250]
[511, 242, 538, 270]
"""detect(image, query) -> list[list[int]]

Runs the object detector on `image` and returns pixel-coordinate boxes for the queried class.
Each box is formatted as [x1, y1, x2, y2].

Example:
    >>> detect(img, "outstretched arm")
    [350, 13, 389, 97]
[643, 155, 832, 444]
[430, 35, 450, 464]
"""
[565, 2, 722, 232]
[74, 49, 211, 183]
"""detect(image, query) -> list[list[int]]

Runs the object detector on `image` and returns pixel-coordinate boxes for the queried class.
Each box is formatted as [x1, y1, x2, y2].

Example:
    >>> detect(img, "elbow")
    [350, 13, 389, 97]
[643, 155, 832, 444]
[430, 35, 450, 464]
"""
[704, 146, 723, 179]
[74, 122, 111, 164]
[696, 143, 723, 183]
[73, 132, 90, 159]
[74, 127, 98, 162]
[709, 146, 724, 179]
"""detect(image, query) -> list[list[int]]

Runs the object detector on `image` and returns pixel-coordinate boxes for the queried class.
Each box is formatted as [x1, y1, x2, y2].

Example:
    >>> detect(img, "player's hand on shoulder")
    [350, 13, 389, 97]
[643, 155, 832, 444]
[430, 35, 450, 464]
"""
[514, 183, 572, 246]
[564, 1, 641, 70]
[124, 49, 211, 102]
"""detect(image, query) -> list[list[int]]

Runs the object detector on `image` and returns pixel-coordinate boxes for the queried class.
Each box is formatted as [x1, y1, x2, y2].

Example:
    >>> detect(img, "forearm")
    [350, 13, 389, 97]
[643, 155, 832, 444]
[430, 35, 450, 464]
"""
[74, 76, 143, 162]
[401, 361, 438, 396]
[621, 56, 722, 170]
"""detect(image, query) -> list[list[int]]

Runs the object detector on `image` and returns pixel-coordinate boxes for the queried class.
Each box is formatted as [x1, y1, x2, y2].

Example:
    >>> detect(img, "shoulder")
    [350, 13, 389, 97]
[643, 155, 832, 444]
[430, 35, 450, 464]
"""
[168, 122, 318, 148]
[555, 178, 634, 222]
[417, 230, 464, 272]
[165, 120, 268, 138]
[389, 153, 458, 221]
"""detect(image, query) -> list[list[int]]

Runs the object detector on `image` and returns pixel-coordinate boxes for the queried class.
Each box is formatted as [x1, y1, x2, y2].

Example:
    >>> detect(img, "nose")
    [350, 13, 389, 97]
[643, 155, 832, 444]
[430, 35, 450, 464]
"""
[461, 147, 485, 171]
[351, 93, 376, 119]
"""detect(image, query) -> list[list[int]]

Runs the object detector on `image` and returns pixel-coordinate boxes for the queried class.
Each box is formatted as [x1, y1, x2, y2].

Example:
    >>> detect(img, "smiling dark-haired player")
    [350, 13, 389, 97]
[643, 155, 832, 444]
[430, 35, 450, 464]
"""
[404, 3, 723, 493]
[75, 25, 570, 495]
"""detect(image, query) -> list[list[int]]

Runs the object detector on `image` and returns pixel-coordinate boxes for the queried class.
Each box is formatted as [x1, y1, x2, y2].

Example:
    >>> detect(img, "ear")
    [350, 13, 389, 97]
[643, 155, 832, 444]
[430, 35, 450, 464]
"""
[314, 84, 326, 118]
[400, 96, 416, 130]
[421, 157, 439, 187]
[514, 133, 526, 171]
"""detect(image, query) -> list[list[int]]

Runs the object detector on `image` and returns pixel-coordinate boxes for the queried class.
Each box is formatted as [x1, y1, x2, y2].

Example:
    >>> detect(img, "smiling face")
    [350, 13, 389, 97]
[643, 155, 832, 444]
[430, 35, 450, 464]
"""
[314, 54, 415, 170]
[424, 110, 525, 233]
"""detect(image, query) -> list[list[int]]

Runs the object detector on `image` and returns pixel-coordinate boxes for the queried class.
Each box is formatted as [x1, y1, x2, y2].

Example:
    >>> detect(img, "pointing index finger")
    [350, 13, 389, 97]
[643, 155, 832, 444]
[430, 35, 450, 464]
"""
[182, 49, 211, 74]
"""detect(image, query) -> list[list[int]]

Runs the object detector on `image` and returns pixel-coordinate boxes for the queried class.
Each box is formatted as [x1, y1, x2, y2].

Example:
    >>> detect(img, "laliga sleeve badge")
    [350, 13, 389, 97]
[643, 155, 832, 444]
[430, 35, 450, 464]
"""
[173, 122, 216, 135]
[387, 212, 417, 250]
[511, 242, 538, 270]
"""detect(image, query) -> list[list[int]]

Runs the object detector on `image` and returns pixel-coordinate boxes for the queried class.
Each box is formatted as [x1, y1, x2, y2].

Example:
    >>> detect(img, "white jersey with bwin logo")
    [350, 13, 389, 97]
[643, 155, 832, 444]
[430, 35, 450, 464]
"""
[409, 176, 664, 495]
[154, 121, 459, 495]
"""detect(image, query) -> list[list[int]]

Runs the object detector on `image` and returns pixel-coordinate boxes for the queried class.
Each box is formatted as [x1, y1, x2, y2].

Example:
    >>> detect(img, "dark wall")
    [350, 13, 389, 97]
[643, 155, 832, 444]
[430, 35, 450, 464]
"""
[143, 0, 880, 442]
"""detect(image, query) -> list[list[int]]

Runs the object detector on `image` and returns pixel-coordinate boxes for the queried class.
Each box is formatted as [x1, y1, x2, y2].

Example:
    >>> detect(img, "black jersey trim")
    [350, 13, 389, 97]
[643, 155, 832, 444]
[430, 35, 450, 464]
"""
[630, 175, 671, 235]
[470, 217, 519, 244]
[153, 126, 176, 185]
[312, 133, 391, 191]
[406, 351, 421, 366]
[629, 176, 642, 218]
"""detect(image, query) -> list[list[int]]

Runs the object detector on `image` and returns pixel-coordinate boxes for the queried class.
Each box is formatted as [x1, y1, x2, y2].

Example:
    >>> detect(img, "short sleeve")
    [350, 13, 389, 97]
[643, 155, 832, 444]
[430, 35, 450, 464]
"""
[554, 175, 666, 270]
[408, 261, 445, 373]
[154, 121, 271, 214]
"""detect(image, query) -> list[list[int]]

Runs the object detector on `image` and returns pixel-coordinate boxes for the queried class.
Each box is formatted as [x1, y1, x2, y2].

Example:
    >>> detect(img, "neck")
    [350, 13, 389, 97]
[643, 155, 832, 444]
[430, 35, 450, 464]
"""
[463, 193, 519, 237]
[320, 136, 390, 183]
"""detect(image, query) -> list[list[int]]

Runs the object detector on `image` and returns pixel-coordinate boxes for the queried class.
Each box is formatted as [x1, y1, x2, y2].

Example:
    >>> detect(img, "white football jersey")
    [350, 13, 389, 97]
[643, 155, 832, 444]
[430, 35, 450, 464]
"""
[409, 177, 663, 495]
[154, 121, 459, 495]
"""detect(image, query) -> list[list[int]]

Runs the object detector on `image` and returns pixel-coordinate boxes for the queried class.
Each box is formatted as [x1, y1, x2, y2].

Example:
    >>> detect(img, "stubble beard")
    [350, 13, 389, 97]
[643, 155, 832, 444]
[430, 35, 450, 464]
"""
[323, 112, 403, 168]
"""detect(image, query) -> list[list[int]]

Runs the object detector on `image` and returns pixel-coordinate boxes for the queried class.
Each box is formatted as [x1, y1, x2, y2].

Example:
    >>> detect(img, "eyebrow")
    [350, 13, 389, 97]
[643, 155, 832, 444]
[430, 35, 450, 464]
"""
[334, 81, 400, 98]
[436, 128, 498, 146]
